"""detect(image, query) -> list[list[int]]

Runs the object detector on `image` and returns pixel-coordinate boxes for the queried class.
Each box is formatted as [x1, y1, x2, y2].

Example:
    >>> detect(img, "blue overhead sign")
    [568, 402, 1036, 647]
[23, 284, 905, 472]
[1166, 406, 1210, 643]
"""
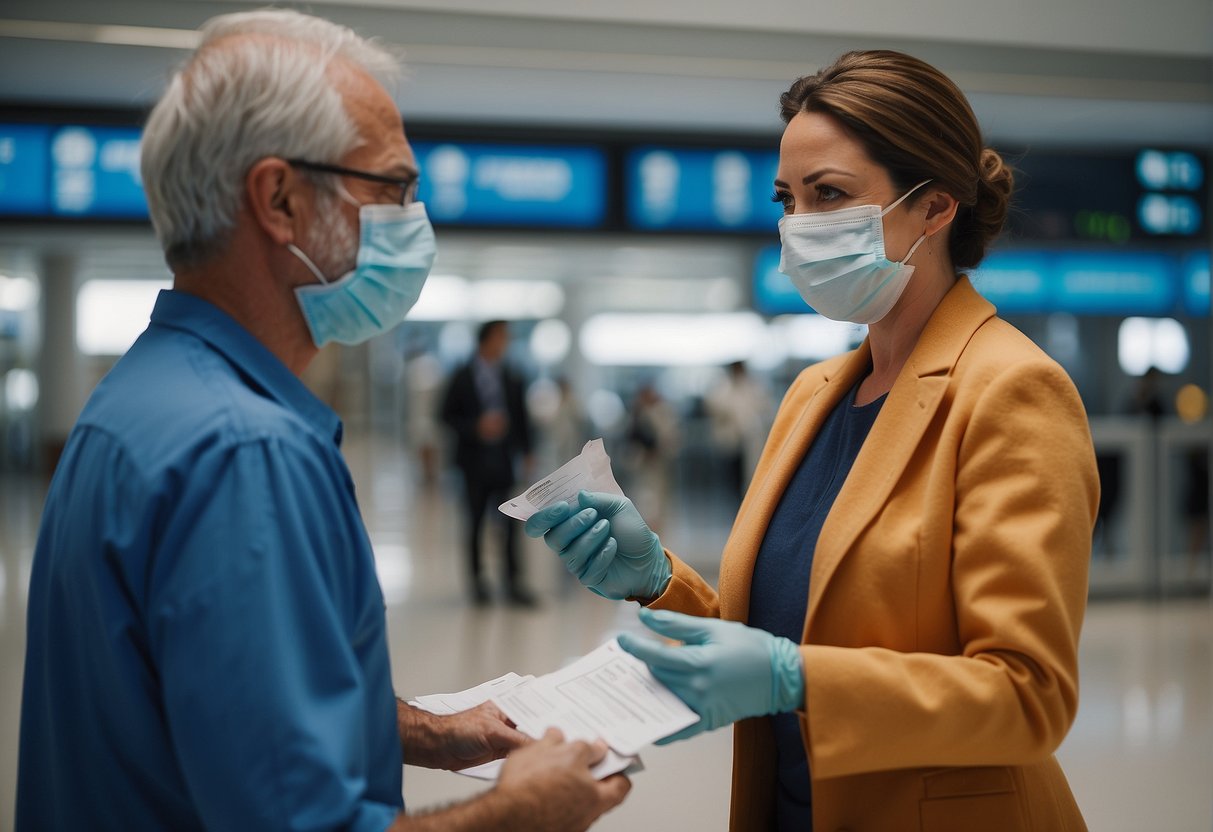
[756, 246, 1208, 317]
[412, 142, 606, 228]
[974, 251, 1183, 316]
[968, 252, 1051, 314]
[1053, 252, 1177, 315]
[752, 243, 812, 315]
[1182, 252, 1210, 317]
[625, 146, 782, 232]
[0, 124, 52, 215]
[49, 125, 147, 218]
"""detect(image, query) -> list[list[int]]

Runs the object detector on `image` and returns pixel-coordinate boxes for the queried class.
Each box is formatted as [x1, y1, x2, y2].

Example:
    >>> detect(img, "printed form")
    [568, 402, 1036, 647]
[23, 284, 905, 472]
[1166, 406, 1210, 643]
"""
[499, 439, 625, 520]
[409, 639, 698, 781]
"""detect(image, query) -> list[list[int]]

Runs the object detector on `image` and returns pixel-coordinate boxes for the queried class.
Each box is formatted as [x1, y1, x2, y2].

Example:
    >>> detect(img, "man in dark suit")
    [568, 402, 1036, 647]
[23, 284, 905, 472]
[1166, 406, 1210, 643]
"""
[441, 320, 536, 606]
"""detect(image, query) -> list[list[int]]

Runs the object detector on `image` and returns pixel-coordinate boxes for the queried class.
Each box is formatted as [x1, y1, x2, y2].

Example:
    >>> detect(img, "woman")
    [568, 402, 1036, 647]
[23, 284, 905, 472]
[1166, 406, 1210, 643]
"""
[527, 50, 1097, 831]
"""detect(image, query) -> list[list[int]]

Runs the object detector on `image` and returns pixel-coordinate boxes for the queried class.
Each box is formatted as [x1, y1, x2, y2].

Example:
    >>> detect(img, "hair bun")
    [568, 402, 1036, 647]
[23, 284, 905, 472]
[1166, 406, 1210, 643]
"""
[952, 148, 1014, 269]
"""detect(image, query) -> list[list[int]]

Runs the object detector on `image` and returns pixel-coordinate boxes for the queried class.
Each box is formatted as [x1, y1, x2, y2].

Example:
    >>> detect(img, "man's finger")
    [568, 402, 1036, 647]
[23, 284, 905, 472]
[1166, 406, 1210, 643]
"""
[576, 738, 609, 767]
[596, 773, 632, 806]
[539, 727, 566, 745]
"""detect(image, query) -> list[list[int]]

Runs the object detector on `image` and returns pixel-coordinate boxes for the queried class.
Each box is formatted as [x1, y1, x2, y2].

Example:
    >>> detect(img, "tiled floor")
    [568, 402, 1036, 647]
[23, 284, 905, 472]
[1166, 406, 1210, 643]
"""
[1, 434, 1210, 831]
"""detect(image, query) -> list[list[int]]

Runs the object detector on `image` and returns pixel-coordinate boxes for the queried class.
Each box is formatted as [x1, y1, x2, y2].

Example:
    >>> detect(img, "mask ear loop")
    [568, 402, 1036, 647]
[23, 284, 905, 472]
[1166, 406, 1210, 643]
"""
[882, 179, 934, 264]
[287, 244, 331, 285]
[335, 181, 362, 207]
[900, 232, 929, 266]
[287, 180, 362, 285]
[879, 179, 933, 217]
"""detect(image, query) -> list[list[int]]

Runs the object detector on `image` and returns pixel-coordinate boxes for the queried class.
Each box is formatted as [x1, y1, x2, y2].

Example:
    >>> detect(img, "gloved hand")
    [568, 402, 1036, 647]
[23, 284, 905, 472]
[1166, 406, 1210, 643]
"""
[523, 490, 672, 601]
[617, 607, 804, 744]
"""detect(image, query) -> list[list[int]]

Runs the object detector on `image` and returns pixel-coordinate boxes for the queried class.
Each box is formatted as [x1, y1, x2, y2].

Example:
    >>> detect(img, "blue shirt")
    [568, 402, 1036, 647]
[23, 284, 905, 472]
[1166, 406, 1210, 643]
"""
[18, 291, 402, 831]
[748, 382, 885, 832]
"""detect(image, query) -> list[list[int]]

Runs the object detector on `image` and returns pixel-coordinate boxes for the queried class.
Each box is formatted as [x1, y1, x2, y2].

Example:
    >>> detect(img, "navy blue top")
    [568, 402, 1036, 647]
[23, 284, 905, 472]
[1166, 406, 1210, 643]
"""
[18, 290, 402, 831]
[748, 381, 886, 832]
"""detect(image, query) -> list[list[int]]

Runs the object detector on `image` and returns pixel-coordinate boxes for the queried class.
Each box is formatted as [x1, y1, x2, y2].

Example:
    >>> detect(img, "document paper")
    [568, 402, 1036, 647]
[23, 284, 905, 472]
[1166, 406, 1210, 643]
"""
[408, 639, 699, 781]
[499, 438, 625, 521]
[492, 639, 697, 758]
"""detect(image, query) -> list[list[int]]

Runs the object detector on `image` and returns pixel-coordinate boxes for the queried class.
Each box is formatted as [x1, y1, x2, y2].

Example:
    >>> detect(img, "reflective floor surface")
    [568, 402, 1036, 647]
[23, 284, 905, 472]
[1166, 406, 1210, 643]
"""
[0, 433, 1210, 831]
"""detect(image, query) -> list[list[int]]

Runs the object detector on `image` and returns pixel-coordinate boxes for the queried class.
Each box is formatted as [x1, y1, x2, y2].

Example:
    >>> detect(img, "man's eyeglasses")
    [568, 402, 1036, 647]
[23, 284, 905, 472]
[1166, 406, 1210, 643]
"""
[287, 158, 419, 207]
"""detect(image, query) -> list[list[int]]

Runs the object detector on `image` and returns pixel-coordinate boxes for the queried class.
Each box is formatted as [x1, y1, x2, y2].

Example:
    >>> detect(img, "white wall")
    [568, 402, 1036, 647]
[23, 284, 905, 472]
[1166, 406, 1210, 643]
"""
[1, 0, 1211, 146]
[316, 0, 1213, 57]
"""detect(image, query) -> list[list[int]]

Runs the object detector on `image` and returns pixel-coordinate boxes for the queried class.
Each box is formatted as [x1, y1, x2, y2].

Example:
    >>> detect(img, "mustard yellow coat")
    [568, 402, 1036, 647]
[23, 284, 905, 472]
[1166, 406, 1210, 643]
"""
[652, 277, 1098, 831]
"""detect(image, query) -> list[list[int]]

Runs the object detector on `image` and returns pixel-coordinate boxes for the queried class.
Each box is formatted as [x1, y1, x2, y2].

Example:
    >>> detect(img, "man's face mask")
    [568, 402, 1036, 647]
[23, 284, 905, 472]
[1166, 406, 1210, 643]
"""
[288, 183, 436, 347]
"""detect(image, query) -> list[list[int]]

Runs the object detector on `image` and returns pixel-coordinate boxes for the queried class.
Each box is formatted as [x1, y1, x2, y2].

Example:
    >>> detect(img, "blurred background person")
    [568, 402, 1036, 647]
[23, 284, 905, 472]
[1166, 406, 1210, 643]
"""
[549, 377, 589, 465]
[705, 360, 774, 502]
[403, 339, 444, 487]
[624, 381, 680, 535]
[441, 319, 536, 606]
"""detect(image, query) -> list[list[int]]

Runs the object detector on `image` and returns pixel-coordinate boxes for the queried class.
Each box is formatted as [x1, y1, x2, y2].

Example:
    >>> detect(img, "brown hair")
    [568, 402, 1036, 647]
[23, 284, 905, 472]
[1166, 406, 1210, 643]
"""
[779, 50, 1012, 270]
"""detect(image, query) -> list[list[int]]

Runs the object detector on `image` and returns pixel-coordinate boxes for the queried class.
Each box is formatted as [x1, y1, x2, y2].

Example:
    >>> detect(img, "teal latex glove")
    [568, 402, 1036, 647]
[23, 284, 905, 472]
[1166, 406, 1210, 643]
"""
[617, 607, 804, 744]
[523, 490, 672, 601]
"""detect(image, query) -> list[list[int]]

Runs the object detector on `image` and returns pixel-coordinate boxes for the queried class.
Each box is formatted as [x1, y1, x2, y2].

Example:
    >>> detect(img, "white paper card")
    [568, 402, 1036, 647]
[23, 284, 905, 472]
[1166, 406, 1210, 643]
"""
[492, 639, 698, 758]
[407, 669, 634, 781]
[498, 438, 624, 521]
[409, 672, 532, 716]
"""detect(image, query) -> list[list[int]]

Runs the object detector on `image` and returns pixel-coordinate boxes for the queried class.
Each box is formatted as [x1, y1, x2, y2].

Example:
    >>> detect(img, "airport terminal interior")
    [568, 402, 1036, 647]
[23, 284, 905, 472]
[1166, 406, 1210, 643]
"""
[0, 1, 1211, 829]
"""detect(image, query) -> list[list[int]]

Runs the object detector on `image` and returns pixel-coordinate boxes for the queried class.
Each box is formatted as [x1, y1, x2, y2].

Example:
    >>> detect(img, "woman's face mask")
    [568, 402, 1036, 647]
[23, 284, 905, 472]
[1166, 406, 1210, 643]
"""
[778, 180, 931, 324]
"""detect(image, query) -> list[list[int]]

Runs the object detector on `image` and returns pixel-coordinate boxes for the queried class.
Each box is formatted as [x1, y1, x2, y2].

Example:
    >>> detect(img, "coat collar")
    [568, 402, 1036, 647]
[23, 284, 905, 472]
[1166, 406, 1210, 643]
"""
[719, 276, 996, 628]
[807, 276, 995, 630]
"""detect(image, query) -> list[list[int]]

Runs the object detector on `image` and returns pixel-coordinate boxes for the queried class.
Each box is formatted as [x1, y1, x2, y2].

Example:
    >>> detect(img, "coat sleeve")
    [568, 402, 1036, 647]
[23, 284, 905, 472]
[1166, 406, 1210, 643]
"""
[802, 359, 1099, 778]
[646, 551, 722, 617]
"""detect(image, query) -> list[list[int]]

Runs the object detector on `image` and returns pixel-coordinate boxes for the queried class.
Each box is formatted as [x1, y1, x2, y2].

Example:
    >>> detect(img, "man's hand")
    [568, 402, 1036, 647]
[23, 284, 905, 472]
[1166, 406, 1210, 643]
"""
[476, 411, 508, 442]
[495, 729, 631, 832]
[398, 700, 528, 770]
[392, 728, 631, 832]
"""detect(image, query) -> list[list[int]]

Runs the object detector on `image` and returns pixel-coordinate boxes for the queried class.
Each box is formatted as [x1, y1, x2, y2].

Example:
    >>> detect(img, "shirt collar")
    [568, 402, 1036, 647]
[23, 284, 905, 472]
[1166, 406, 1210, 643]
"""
[148, 289, 343, 445]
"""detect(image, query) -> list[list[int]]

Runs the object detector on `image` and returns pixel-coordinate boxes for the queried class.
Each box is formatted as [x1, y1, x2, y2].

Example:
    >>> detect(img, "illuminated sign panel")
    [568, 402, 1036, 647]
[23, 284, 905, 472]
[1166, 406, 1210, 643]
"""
[756, 247, 1207, 317]
[968, 252, 1051, 314]
[625, 146, 782, 232]
[1011, 148, 1208, 243]
[1182, 252, 1210, 317]
[1052, 252, 1177, 315]
[751, 243, 811, 315]
[0, 124, 52, 215]
[412, 142, 606, 228]
[49, 125, 147, 218]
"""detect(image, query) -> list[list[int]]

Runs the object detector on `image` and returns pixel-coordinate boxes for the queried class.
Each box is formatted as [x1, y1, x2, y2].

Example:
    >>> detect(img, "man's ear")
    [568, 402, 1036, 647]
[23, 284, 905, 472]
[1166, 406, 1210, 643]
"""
[245, 158, 306, 246]
[921, 188, 960, 236]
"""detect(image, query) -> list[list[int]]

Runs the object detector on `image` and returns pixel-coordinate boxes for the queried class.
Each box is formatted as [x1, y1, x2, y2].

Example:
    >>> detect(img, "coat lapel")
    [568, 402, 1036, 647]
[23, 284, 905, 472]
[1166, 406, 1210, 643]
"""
[719, 343, 872, 622]
[804, 277, 997, 633]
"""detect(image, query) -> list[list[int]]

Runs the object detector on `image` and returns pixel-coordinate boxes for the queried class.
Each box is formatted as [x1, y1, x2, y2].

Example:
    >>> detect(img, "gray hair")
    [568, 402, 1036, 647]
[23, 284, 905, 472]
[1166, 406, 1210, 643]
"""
[140, 9, 402, 268]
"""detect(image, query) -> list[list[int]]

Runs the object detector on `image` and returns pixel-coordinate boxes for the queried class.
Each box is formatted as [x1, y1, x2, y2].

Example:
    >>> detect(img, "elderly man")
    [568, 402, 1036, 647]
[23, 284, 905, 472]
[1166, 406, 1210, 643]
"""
[16, 9, 628, 831]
